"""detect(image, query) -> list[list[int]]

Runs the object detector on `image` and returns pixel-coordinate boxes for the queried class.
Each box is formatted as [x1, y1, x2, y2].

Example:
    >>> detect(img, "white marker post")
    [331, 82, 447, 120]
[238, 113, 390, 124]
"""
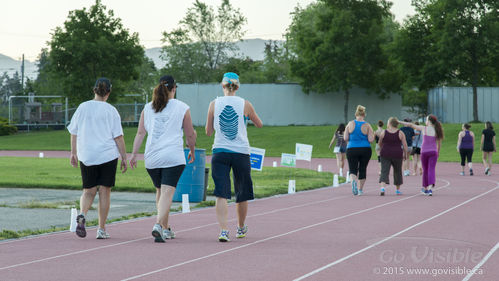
[69, 208, 77, 232]
[273, 161, 277, 167]
[333, 174, 339, 187]
[182, 194, 190, 213]
[288, 180, 296, 194]
[346, 171, 351, 183]
[39, 152, 44, 158]
[317, 164, 322, 172]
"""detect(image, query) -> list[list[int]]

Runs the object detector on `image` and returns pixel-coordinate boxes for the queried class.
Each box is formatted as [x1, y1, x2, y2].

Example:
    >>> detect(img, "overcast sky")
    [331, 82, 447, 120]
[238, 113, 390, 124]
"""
[0, 0, 415, 61]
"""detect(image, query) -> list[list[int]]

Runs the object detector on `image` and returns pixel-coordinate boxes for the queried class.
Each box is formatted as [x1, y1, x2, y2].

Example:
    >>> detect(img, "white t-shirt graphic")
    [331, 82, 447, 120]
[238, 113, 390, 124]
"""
[67, 100, 123, 166]
[143, 99, 189, 169]
[212, 96, 250, 155]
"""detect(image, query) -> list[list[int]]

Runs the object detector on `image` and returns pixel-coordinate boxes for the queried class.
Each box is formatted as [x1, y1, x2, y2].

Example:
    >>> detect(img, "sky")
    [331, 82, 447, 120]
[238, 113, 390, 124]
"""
[0, 0, 415, 61]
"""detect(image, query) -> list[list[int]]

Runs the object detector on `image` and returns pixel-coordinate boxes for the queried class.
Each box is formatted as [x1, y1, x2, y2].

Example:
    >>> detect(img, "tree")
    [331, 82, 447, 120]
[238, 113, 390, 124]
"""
[161, 0, 246, 83]
[41, 0, 144, 105]
[262, 41, 293, 83]
[286, 0, 402, 122]
[395, 0, 499, 121]
[0, 72, 23, 103]
[123, 57, 158, 103]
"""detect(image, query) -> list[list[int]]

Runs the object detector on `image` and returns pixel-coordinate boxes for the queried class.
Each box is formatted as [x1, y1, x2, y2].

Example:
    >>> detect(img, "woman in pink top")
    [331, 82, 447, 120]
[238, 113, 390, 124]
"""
[399, 115, 444, 196]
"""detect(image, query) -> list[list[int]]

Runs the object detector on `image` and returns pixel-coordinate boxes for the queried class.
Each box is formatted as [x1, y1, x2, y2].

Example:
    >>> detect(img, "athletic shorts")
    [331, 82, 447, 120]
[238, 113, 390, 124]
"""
[211, 152, 254, 203]
[146, 165, 186, 188]
[80, 158, 118, 189]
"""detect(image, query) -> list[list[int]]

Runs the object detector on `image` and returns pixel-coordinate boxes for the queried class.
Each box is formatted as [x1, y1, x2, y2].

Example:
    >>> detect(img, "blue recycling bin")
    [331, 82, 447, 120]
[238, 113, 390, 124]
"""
[173, 148, 206, 202]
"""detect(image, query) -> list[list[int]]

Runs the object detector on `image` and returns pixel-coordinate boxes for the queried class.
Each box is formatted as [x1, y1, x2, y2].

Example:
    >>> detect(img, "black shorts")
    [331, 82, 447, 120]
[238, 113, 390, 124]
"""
[211, 152, 254, 203]
[80, 158, 118, 189]
[147, 165, 186, 188]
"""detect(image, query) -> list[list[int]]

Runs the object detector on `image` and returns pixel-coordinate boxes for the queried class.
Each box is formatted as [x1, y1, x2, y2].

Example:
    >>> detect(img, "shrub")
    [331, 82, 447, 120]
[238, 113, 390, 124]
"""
[0, 118, 17, 136]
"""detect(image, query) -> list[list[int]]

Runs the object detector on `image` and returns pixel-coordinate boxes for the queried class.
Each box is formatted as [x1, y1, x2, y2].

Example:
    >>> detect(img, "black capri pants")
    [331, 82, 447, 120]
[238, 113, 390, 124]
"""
[459, 148, 473, 166]
[346, 147, 372, 180]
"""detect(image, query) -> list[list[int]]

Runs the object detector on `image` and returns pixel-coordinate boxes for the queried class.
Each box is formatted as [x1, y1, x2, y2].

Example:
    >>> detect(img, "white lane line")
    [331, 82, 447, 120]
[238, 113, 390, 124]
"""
[0, 186, 353, 270]
[293, 180, 499, 281]
[462, 242, 499, 281]
[121, 180, 452, 280]
[0, 181, 346, 245]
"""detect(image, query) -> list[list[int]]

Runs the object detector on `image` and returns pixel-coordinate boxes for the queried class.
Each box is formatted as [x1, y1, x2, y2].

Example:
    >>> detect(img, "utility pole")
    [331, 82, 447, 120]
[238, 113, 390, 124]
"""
[21, 54, 25, 93]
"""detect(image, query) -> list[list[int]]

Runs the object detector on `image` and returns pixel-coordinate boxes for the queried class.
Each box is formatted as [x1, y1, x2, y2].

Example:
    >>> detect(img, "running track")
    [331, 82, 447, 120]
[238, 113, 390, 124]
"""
[1, 155, 498, 280]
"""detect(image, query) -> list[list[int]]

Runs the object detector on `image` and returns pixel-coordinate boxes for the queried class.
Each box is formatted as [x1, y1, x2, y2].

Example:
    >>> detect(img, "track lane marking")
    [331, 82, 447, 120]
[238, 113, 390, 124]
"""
[294, 179, 499, 280]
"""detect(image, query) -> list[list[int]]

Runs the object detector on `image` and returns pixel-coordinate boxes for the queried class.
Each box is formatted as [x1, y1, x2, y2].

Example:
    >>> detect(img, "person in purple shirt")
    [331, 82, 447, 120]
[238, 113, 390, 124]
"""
[457, 123, 475, 176]
[399, 115, 444, 196]
[378, 117, 408, 196]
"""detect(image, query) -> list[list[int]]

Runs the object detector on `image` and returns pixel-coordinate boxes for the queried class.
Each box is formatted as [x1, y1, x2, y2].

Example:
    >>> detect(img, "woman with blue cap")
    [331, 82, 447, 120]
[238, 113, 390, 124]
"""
[205, 72, 263, 242]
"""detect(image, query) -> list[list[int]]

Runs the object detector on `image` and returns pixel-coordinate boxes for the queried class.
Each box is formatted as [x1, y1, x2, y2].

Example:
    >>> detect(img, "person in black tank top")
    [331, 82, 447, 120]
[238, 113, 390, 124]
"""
[481, 121, 496, 175]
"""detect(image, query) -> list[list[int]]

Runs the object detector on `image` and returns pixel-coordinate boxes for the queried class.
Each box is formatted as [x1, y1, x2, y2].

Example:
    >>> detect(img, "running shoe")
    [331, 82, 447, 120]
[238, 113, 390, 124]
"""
[427, 189, 433, 196]
[485, 167, 490, 175]
[96, 228, 110, 239]
[352, 180, 358, 196]
[219, 230, 230, 242]
[459, 171, 465, 176]
[396, 190, 402, 195]
[421, 188, 428, 195]
[470, 169, 474, 176]
[152, 223, 165, 243]
[236, 225, 248, 238]
[380, 188, 385, 196]
[76, 214, 86, 238]
[163, 227, 175, 239]
[357, 189, 363, 196]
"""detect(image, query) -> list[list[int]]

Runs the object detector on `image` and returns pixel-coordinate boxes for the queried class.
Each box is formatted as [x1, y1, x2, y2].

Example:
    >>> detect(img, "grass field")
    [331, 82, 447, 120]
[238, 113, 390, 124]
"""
[0, 157, 336, 197]
[0, 124, 497, 163]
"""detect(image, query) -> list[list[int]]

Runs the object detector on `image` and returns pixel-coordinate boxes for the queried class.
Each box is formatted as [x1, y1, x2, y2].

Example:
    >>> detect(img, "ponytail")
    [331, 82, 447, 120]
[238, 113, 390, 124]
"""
[152, 82, 172, 113]
[428, 115, 444, 140]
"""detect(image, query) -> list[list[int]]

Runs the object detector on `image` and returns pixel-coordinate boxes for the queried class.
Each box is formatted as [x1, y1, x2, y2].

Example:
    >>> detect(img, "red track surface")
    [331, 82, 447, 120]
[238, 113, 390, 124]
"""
[1, 155, 498, 280]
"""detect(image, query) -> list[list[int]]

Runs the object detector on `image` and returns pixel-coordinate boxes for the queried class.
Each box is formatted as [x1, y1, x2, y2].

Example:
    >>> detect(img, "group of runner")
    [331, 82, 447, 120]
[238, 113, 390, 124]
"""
[68, 72, 262, 242]
[329, 105, 496, 197]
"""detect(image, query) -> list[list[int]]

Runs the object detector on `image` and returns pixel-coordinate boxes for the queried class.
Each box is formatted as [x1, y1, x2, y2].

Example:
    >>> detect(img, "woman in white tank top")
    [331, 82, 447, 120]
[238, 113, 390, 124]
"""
[130, 75, 197, 242]
[205, 72, 263, 242]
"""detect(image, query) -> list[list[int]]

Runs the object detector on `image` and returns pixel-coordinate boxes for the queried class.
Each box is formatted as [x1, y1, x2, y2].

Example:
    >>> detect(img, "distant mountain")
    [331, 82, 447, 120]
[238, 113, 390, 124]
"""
[0, 54, 38, 81]
[0, 39, 281, 79]
[145, 38, 282, 69]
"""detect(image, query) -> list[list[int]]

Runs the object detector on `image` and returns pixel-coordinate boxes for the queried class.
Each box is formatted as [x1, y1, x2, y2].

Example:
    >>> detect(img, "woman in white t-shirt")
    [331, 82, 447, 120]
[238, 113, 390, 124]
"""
[205, 72, 263, 242]
[68, 77, 128, 239]
[130, 75, 197, 243]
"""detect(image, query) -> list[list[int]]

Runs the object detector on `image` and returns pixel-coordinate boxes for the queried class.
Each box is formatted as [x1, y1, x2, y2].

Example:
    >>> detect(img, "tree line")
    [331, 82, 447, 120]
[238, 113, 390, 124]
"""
[2, 0, 497, 122]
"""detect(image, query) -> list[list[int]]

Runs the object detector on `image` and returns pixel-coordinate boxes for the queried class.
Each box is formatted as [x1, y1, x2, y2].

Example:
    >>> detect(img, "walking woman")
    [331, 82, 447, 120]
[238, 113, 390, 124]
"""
[400, 115, 444, 196]
[129, 75, 197, 242]
[378, 117, 407, 196]
[457, 123, 475, 176]
[344, 105, 375, 196]
[481, 121, 496, 175]
[206, 72, 263, 242]
[329, 123, 347, 177]
[375, 120, 384, 174]
[68, 78, 128, 239]
[411, 122, 423, 176]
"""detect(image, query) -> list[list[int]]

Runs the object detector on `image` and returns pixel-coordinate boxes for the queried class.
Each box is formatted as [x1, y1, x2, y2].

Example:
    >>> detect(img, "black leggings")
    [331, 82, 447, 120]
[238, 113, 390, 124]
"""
[459, 149, 473, 166]
[347, 147, 372, 180]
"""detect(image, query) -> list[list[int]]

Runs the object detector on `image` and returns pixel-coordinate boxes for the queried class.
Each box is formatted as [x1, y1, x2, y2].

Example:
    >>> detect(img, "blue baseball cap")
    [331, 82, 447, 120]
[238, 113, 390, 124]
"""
[222, 72, 239, 84]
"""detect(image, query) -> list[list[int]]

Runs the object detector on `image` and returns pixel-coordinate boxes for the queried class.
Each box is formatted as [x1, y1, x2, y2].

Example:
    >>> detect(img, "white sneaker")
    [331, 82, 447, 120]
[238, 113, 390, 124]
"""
[96, 228, 110, 239]
[163, 227, 175, 239]
[339, 168, 343, 178]
[152, 223, 165, 242]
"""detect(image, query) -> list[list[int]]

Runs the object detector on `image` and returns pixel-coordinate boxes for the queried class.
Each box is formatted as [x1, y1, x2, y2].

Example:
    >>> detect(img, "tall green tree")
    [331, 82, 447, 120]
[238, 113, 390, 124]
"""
[161, 0, 246, 83]
[0, 72, 23, 103]
[286, 0, 402, 122]
[41, 0, 144, 105]
[395, 0, 499, 121]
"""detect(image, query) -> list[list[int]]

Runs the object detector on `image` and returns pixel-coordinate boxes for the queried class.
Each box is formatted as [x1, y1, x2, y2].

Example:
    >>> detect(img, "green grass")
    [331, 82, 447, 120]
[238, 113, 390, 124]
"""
[0, 157, 336, 196]
[1, 124, 497, 162]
